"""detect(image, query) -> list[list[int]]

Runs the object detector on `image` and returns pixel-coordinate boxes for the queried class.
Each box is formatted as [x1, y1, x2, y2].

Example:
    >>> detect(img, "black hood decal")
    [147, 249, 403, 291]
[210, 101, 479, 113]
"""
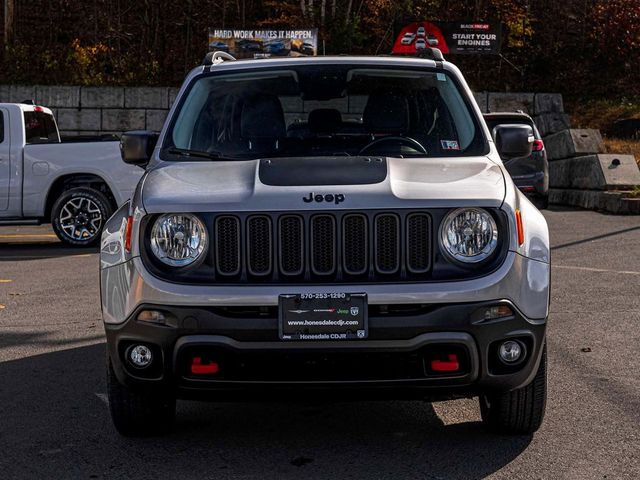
[258, 156, 387, 186]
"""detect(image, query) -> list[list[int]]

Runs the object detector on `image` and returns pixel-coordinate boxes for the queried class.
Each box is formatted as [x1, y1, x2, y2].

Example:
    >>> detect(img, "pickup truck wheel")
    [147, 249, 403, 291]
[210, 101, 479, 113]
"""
[479, 345, 547, 435]
[107, 357, 176, 437]
[51, 187, 113, 246]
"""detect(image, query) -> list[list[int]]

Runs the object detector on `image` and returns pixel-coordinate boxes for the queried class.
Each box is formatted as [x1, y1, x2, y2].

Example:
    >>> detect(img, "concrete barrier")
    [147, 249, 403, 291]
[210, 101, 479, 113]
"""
[549, 189, 640, 214]
[545, 129, 605, 160]
[549, 154, 640, 190]
[534, 113, 571, 137]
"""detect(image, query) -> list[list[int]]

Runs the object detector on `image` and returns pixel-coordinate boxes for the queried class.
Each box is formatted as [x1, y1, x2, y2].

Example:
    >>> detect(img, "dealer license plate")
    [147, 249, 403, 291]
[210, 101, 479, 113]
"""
[279, 293, 368, 341]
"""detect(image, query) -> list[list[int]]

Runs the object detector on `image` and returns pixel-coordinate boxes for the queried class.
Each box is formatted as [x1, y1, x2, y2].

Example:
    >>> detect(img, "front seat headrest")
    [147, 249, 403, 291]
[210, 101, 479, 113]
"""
[241, 95, 286, 139]
[308, 109, 342, 133]
[363, 92, 409, 134]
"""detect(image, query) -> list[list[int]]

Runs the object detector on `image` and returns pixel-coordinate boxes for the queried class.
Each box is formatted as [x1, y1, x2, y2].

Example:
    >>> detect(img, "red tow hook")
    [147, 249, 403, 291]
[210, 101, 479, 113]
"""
[431, 354, 460, 372]
[191, 357, 220, 375]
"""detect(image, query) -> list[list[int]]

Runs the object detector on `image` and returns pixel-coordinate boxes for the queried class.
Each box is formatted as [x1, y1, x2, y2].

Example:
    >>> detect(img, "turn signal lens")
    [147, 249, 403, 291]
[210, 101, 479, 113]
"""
[124, 215, 134, 253]
[137, 310, 166, 324]
[484, 305, 514, 320]
[515, 209, 524, 246]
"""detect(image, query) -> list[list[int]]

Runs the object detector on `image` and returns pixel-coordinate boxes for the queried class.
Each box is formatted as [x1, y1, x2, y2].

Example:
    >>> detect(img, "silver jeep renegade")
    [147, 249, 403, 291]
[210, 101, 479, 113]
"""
[100, 51, 550, 436]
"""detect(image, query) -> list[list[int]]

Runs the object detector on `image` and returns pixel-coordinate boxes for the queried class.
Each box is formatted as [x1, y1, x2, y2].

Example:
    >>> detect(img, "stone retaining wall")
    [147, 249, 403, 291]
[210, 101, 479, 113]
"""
[0, 85, 561, 137]
[0, 85, 180, 136]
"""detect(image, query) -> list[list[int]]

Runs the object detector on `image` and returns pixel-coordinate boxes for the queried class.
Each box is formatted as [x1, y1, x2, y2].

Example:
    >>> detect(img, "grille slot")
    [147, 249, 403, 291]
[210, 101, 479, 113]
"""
[311, 215, 336, 275]
[374, 214, 400, 274]
[215, 216, 241, 276]
[278, 215, 304, 276]
[406, 213, 431, 274]
[247, 216, 272, 276]
[342, 214, 368, 275]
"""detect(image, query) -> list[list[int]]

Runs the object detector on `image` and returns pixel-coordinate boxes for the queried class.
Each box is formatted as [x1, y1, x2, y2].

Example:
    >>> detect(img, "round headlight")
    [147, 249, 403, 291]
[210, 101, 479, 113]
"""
[150, 214, 208, 267]
[440, 208, 498, 263]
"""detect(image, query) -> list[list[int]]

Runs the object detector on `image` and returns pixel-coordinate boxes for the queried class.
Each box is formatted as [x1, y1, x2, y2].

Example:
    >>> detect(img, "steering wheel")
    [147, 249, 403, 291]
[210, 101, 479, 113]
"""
[359, 136, 427, 156]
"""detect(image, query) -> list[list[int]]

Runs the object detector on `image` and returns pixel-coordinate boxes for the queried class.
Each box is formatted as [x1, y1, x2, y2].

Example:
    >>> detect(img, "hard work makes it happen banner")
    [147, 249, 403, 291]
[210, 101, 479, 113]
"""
[208, 29, 319, 59]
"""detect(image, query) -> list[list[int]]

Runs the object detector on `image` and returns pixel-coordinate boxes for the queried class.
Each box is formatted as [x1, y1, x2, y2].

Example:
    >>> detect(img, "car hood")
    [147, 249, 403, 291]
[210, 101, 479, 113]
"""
[141, 156, 506, 213]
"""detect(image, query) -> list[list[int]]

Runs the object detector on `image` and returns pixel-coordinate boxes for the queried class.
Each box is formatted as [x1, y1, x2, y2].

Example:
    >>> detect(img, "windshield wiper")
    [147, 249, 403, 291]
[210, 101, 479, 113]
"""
[166, 147, 240, 161]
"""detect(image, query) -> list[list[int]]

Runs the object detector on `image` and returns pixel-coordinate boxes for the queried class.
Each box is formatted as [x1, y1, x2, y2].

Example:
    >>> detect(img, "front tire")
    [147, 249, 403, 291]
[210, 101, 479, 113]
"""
[51, 187, 113, 246]
[480, 345, 547, 435]
[107, 357, 176, 436]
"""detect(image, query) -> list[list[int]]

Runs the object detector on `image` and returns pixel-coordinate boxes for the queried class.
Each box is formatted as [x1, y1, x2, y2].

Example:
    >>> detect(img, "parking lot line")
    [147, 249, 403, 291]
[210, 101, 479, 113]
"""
[0, 233, 58, 239]
[555, 265, 640, 276]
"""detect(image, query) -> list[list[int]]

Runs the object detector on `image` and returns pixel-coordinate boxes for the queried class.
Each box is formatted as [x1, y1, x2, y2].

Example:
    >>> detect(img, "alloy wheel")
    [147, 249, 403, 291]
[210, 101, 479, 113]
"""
[58, 197, 103, 241]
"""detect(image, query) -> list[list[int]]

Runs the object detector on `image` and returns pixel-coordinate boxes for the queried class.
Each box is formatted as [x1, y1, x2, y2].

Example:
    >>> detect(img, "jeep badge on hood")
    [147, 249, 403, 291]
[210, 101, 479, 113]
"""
[303, 192, 345, 204]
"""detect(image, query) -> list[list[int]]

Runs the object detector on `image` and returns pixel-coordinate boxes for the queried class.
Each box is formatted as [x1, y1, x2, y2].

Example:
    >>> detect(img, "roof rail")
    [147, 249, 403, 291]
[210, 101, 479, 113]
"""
[416, 47, 444, 62]
[202, 51, 237, 66]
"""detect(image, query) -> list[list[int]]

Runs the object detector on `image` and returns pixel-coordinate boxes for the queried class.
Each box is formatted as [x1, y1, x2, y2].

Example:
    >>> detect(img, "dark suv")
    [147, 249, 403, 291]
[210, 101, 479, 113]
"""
[484, 112, 549, 209]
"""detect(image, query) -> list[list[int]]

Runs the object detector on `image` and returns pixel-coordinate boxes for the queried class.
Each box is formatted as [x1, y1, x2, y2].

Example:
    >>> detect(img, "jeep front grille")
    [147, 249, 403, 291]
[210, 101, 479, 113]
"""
[208, 210, 432, 283]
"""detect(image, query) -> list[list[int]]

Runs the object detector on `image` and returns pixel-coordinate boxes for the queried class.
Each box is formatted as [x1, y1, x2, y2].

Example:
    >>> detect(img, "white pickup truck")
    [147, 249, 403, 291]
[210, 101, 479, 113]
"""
[0, 102, 143, 245]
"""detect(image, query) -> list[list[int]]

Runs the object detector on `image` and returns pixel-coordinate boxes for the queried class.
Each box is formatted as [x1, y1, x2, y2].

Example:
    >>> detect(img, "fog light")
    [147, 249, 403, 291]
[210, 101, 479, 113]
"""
[137, 310, 166, 324]
[499, 340, 523, 363]
[129, 345, 153, 368]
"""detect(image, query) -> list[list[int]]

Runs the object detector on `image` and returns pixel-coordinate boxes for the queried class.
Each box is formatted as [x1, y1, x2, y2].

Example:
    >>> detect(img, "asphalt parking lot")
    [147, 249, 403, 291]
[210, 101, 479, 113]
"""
[0, 208, 639, 479]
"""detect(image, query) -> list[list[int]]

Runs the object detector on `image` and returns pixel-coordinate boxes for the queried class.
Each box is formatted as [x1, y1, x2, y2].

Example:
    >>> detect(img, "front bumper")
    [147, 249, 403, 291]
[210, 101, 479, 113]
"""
[105, 300, 546, 400]
[102, 249, 549, 399]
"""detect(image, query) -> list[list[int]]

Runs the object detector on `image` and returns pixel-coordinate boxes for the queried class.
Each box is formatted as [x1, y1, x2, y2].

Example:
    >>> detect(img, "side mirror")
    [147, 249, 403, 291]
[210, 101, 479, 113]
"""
[120, 131, 159, 167]
[492, 124, 534, 160]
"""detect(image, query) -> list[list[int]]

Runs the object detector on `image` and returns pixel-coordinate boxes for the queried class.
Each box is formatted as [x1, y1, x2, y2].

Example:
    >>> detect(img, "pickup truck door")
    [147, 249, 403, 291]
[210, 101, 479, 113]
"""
[0, 108, 10, 210]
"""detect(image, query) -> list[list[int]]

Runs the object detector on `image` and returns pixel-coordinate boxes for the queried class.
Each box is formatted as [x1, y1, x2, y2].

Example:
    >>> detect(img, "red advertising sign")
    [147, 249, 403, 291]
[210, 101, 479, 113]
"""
[392, 21, 501, 55]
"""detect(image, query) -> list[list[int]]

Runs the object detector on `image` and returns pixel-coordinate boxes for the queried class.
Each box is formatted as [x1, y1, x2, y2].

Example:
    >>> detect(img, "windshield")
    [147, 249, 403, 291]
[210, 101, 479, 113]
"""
[163, 65, 487, 160]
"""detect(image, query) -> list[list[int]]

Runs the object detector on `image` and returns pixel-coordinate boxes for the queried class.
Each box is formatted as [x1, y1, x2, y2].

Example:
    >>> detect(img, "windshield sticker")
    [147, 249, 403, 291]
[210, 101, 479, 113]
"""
[441, 140, 460, 150]
[437, 73, 447, 82]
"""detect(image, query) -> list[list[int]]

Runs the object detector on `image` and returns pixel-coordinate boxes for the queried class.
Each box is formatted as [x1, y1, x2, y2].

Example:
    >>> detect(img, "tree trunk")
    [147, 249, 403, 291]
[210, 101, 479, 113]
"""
[345, 0, 353, 25]
[300, 0, 306, 18]
[321, 0, 326, 25]
[4, 0, 15, 46]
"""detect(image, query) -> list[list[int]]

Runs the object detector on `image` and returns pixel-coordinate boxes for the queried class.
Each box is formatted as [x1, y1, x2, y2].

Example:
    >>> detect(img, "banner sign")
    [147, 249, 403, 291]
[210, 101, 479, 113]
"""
[208, 28, 318, 58]
[392, 21, 501, 55]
